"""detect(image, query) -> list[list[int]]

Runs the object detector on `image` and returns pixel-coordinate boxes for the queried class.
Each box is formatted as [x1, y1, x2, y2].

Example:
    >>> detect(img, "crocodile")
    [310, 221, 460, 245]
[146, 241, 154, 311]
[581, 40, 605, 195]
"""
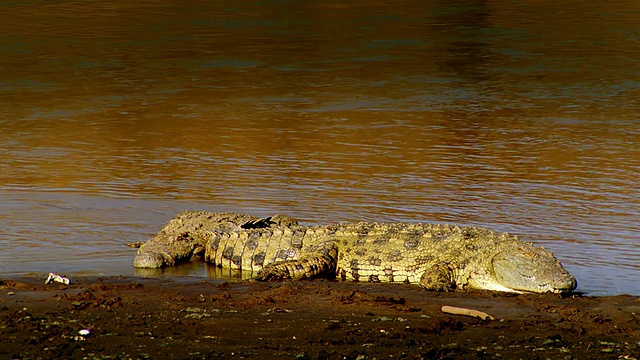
[134, 211, 577, 294]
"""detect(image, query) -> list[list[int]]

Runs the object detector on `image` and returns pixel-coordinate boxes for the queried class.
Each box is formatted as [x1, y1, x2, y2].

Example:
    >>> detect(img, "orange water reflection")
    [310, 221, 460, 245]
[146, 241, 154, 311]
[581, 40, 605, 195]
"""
[1, 0, 639, 295]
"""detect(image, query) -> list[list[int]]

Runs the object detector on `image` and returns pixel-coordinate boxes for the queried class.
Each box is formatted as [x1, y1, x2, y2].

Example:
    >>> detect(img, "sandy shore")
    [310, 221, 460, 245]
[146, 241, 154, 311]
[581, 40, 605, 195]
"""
[1, 276, 639, 359]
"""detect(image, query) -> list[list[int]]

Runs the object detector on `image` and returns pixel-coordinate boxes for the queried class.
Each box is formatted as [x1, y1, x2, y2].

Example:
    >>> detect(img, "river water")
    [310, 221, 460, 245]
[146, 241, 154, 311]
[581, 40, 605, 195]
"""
[1, 0, 638, 295]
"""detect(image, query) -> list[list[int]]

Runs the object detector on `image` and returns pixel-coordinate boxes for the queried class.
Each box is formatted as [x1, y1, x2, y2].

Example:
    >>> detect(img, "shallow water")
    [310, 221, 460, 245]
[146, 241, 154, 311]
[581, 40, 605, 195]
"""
[1, 0, 639, 295]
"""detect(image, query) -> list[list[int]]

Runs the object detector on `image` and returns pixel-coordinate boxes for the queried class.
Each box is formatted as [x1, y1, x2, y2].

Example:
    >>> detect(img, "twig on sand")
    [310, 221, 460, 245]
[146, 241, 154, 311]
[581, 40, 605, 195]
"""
[441, 305, 495, 321]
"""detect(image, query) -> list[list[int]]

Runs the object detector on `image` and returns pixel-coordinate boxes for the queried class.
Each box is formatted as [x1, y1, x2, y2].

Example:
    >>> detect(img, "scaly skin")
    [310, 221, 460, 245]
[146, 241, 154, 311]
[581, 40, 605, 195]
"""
[133, 211, 297, 268]
[134, 211, 577, 294]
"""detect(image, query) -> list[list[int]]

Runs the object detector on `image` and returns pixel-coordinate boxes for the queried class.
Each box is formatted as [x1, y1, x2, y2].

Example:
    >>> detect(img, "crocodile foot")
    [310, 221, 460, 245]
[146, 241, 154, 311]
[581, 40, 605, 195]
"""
[419, 263, 456, 292]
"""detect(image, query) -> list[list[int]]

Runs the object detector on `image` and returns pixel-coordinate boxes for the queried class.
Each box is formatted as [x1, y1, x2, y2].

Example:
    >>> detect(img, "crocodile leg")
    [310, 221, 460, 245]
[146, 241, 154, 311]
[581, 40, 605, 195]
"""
[256, 242, 338, 281]
[419, 262, 457, 291]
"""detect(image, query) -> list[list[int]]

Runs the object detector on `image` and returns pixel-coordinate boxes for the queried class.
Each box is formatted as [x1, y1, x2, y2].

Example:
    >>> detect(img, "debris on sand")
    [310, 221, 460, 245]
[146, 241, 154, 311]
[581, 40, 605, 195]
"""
[44, 273, 71, 285]
[441, 305, 495, 321]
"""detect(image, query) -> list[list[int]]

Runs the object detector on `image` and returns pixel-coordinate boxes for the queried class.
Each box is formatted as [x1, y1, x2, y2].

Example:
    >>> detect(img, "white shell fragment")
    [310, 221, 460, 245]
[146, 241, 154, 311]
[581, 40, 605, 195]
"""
[44, 273, 71, 285]
[79, 329, 91, 336]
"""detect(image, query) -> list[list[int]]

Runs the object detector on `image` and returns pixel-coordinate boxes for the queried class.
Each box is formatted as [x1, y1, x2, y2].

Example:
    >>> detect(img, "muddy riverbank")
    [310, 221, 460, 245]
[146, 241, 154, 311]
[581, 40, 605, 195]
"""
[1, 277, 639, 359]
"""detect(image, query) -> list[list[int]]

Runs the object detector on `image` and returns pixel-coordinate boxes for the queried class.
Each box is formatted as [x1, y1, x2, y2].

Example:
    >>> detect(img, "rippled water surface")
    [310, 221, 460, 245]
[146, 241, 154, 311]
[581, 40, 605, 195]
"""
[1, 0, 639, 295]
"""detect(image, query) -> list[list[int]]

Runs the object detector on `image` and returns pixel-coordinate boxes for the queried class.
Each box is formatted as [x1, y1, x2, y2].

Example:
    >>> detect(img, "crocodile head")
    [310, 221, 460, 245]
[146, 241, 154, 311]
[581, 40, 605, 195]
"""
[489, 244, 577, 294]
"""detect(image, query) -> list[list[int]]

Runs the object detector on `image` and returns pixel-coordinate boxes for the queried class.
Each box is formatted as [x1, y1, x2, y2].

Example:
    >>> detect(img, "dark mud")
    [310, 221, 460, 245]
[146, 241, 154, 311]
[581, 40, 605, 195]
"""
[1, 277, 639, 359]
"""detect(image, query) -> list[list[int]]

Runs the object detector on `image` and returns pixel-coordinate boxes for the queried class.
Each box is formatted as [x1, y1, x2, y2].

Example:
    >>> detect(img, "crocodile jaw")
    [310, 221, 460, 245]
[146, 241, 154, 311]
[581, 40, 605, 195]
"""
[491, 246, 577, 294]
[465, 277, 524, 294]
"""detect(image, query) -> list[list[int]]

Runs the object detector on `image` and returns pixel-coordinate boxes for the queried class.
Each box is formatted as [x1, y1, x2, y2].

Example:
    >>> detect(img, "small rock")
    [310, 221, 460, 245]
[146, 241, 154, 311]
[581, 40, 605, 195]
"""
[372, 316, 393, 322]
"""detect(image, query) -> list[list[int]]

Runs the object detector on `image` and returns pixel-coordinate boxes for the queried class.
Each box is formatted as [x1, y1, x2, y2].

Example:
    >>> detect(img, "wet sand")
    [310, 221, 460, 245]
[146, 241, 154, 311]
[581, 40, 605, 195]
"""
[1, 277, 639, 359]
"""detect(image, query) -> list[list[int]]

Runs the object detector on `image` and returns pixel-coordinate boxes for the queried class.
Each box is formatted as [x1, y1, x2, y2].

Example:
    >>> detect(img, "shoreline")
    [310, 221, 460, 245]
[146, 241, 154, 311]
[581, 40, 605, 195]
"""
[2, 276, 640, 359]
